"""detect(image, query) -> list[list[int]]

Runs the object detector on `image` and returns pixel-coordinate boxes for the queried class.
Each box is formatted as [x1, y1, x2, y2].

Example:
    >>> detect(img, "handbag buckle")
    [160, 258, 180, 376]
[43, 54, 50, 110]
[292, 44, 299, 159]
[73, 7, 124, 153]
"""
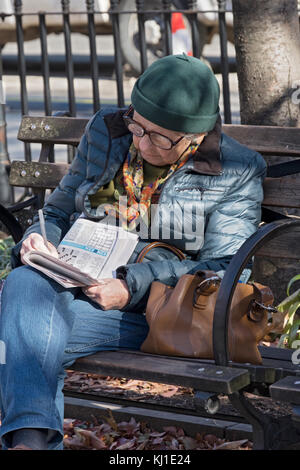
[248, 299, 278, 323]
[194, 275, 221, 304]
[253, 300, 278, 313]
[197, 276, 221, 291]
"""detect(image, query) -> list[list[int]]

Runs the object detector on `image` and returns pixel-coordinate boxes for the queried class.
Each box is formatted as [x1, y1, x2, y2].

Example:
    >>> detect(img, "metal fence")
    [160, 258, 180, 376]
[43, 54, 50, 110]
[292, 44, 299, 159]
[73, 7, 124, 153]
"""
[0, 0, 234, 204]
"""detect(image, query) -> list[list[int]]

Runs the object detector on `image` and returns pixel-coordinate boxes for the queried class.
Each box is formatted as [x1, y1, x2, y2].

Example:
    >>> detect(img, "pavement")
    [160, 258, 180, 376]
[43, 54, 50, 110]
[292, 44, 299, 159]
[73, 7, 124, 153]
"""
[2, 33, 240, 167]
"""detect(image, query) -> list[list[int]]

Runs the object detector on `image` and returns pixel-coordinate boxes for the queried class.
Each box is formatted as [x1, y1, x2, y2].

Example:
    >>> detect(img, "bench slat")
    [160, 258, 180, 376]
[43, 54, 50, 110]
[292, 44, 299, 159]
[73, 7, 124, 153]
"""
[17, 117, 300, 157]
[259, 345, 294, 361]
[255, 227, 300, 259]
[17, 116, 89, 146]
[70, 349, 300, 388]
[69, 351, 300, 386]
[223, 124, 300, 156]
[270, 376, 300, 404]
[9, 161, 69, 188]
[263, 177, 300, 208]
[9, 162, 300, 211]
[71, 350, 250, 394]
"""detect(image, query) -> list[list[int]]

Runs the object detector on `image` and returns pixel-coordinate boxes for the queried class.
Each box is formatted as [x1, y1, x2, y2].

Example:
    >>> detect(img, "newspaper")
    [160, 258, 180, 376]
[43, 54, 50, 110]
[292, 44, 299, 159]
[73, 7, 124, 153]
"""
[23, 218, 139, 288]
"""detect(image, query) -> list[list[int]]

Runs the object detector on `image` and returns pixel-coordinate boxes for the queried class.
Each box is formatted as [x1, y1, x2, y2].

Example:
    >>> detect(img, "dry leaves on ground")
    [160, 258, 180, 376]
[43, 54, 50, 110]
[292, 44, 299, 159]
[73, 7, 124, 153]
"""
[63, 414, 252, 451]
[63, 372, 252, 451]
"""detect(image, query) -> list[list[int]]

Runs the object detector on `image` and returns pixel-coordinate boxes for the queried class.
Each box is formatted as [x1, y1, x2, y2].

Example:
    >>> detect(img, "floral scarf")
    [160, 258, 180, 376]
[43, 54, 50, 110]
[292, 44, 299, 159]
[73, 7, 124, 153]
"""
[104, 142, 198, 230]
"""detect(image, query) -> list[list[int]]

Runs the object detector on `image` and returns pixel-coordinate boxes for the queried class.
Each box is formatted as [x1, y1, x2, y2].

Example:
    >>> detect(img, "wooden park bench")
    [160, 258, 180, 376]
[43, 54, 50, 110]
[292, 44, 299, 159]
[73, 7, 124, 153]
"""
[1, 112, 300, 450]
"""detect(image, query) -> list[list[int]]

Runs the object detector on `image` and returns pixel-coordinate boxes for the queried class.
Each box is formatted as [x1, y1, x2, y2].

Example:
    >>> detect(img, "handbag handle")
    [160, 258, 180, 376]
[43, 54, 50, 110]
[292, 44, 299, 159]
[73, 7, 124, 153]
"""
[191, 274, 278, 321]
[247, 282, 277, 323]
[136, 241, 186, 263]
[193, 271, 221, 305]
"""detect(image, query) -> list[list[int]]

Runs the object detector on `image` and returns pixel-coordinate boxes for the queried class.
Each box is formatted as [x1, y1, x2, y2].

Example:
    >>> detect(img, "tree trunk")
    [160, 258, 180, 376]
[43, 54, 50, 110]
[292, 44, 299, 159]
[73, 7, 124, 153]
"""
[232, 0, 300, 126]
[232, 0, 300, 303]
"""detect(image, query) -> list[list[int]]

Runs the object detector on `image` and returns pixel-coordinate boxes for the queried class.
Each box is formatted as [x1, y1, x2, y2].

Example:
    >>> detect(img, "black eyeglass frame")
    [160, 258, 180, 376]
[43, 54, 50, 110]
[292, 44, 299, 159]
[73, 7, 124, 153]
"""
[123, 106, 185, 150]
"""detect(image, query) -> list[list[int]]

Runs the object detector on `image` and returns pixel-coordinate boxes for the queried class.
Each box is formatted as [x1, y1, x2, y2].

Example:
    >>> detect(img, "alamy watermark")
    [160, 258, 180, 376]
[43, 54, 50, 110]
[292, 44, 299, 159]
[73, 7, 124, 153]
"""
[291, 80, 300, 105]
[0, 80, 6, 105]
[291, 340, 300, 365]
[0, 340, 6, 364]
[95, 198, 205, 251]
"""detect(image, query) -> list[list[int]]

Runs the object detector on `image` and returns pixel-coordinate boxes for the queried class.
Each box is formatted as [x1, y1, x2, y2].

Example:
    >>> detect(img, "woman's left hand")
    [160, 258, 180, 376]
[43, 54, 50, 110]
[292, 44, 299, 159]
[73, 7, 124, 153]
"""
[82, 279, 131, 310]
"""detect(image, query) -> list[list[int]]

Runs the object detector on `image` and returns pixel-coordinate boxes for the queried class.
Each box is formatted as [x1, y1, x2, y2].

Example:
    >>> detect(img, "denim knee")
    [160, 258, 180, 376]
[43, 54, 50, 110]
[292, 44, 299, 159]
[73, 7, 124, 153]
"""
[3, 265, 60, 301]
[0, 266, 76, 371]
[1, 266, 53, 334]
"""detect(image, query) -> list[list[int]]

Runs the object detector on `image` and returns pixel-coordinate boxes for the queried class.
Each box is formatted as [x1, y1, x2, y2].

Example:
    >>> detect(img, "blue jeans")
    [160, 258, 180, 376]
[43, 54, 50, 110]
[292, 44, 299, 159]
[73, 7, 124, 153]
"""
[0, 266, 149, 450]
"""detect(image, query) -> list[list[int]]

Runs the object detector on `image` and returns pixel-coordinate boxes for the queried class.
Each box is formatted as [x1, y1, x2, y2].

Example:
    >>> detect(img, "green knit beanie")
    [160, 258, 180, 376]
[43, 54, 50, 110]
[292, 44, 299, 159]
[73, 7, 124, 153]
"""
[131, 54, 220, 134]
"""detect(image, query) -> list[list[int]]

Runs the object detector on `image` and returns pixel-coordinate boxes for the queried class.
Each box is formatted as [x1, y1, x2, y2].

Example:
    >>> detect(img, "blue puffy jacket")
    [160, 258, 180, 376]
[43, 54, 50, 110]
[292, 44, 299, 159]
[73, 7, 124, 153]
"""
[11, 107, 266, 312]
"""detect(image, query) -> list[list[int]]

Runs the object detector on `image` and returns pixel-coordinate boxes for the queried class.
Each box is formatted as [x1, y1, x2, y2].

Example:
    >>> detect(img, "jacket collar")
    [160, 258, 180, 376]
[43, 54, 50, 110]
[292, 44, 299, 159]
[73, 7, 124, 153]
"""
[104, 108, 223, 176]
[191, 115, 222, 176]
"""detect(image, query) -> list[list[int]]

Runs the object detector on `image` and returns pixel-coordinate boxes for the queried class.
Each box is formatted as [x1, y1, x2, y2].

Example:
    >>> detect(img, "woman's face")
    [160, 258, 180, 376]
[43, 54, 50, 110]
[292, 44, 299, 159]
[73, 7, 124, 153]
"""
[132, 111, 205, 166]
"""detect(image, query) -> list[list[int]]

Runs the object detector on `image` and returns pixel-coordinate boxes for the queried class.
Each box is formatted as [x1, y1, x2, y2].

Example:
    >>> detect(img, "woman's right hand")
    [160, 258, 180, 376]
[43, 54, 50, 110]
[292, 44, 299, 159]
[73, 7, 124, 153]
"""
[20, 233, 59, 265]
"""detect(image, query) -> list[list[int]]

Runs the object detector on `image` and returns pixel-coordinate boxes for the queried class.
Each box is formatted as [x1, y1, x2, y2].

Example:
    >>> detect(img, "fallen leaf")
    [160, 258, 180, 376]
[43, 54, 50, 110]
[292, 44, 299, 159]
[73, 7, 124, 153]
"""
[66, 374, 84, 383]
[150, 431, 166, 438]
[63, 418, 76, 432]
[119, 380, 145, 389]
[115, 439, 136, 450]
[203, 434, 218, 446]
[99, 422, 113, 434]
[215, 439, 249, 450]
[75, 428, 106, 449]
[136, 440, 148, 450]
[170, 438, 179, 449]
[179, 436, 198, 450]
[117, 417, 140, 434]
[152, 437, 165, 445]
[160, 386, 179, 398]
[175, 428, 185, 438]
[163, 426, 178, 436]
[63, 434, 88, 449]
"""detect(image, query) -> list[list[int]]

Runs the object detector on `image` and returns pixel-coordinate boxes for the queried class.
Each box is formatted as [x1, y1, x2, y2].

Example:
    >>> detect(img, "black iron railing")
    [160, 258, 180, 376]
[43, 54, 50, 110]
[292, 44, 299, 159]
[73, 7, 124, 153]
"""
[0, 0, 234, 204]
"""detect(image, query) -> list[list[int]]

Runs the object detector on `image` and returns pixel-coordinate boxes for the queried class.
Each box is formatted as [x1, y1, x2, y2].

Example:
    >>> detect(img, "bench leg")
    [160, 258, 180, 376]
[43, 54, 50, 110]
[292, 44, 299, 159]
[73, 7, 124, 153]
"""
[229, 391, 300, 450]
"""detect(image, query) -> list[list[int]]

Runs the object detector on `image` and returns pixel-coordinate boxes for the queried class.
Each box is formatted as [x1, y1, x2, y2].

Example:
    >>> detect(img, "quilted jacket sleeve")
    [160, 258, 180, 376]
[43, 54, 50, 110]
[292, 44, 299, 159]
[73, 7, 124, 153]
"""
[117, 256, 234, 313]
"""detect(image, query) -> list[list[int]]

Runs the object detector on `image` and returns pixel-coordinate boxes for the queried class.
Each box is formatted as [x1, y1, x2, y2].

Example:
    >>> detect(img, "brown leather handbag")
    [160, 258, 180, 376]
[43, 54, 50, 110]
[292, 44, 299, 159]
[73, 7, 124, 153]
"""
[141, 269, 276, 365]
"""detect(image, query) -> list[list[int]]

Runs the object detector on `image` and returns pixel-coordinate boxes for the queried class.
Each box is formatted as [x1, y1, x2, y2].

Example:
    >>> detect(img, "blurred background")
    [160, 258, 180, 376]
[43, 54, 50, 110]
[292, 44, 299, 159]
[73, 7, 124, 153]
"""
[0, 1, 238, 171]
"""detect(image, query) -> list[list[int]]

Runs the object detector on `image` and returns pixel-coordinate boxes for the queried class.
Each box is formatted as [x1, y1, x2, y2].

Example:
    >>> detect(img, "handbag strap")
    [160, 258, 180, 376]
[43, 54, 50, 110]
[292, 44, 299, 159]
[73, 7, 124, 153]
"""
[136, 241, 186, 263]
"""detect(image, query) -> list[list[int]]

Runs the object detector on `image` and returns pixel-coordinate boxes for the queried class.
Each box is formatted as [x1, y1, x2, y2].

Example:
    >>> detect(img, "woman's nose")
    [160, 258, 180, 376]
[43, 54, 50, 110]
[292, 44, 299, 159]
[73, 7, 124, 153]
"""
[135, 133, 152, 151]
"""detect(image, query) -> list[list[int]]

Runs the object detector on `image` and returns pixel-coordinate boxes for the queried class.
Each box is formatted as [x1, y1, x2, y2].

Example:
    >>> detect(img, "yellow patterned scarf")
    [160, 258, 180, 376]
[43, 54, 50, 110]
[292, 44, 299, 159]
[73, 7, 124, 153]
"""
[104, 143, 198, 230]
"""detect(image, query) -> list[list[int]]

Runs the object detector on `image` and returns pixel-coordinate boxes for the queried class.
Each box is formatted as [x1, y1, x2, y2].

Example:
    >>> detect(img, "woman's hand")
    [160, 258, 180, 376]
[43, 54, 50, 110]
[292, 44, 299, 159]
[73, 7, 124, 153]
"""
[82, 279, 131, 310]
[20, 233, 59, 265]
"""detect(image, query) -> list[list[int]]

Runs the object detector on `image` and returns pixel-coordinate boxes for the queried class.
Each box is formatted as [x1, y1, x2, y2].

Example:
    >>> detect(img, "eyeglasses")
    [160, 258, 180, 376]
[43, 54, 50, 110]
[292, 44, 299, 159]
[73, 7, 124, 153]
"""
[123, 110, 184, 151]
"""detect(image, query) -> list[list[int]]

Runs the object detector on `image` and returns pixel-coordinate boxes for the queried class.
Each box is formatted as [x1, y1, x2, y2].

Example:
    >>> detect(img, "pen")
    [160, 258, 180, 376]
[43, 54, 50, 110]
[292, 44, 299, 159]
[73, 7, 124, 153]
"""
[38, 209, 49, 249]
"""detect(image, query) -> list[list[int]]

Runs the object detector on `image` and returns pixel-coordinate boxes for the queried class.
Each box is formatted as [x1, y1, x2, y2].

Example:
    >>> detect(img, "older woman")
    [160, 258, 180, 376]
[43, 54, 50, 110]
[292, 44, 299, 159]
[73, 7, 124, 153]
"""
[0, 54, 266, 450]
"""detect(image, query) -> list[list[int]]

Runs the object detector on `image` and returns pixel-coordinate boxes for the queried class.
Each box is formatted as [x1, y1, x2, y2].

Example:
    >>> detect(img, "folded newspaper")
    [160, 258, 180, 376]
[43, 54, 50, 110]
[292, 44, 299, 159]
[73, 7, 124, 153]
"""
[23, 218, 139, 288]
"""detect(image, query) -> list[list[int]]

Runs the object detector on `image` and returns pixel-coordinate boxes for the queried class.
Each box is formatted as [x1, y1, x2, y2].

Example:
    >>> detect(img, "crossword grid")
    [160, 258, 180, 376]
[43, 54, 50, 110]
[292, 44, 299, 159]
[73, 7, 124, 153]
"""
[88, 227, 115, 252]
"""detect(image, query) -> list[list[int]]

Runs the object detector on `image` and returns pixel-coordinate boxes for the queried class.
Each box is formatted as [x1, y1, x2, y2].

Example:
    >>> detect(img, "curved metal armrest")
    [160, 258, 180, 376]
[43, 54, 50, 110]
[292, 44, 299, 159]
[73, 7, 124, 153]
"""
[212, 218, 300, 366]
[0, 203, 24, 243]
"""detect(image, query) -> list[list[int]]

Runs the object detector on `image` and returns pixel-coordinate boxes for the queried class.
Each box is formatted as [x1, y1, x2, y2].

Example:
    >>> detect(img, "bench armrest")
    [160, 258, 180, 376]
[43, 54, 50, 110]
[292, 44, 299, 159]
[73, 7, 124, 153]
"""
[212, 217, 300, 366]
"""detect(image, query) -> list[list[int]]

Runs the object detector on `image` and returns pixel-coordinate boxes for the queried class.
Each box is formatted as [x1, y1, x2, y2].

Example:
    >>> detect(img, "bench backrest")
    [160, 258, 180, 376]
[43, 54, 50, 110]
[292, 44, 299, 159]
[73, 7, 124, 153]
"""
[12, 115, 300, 209]
[10, 114, 300, 264]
